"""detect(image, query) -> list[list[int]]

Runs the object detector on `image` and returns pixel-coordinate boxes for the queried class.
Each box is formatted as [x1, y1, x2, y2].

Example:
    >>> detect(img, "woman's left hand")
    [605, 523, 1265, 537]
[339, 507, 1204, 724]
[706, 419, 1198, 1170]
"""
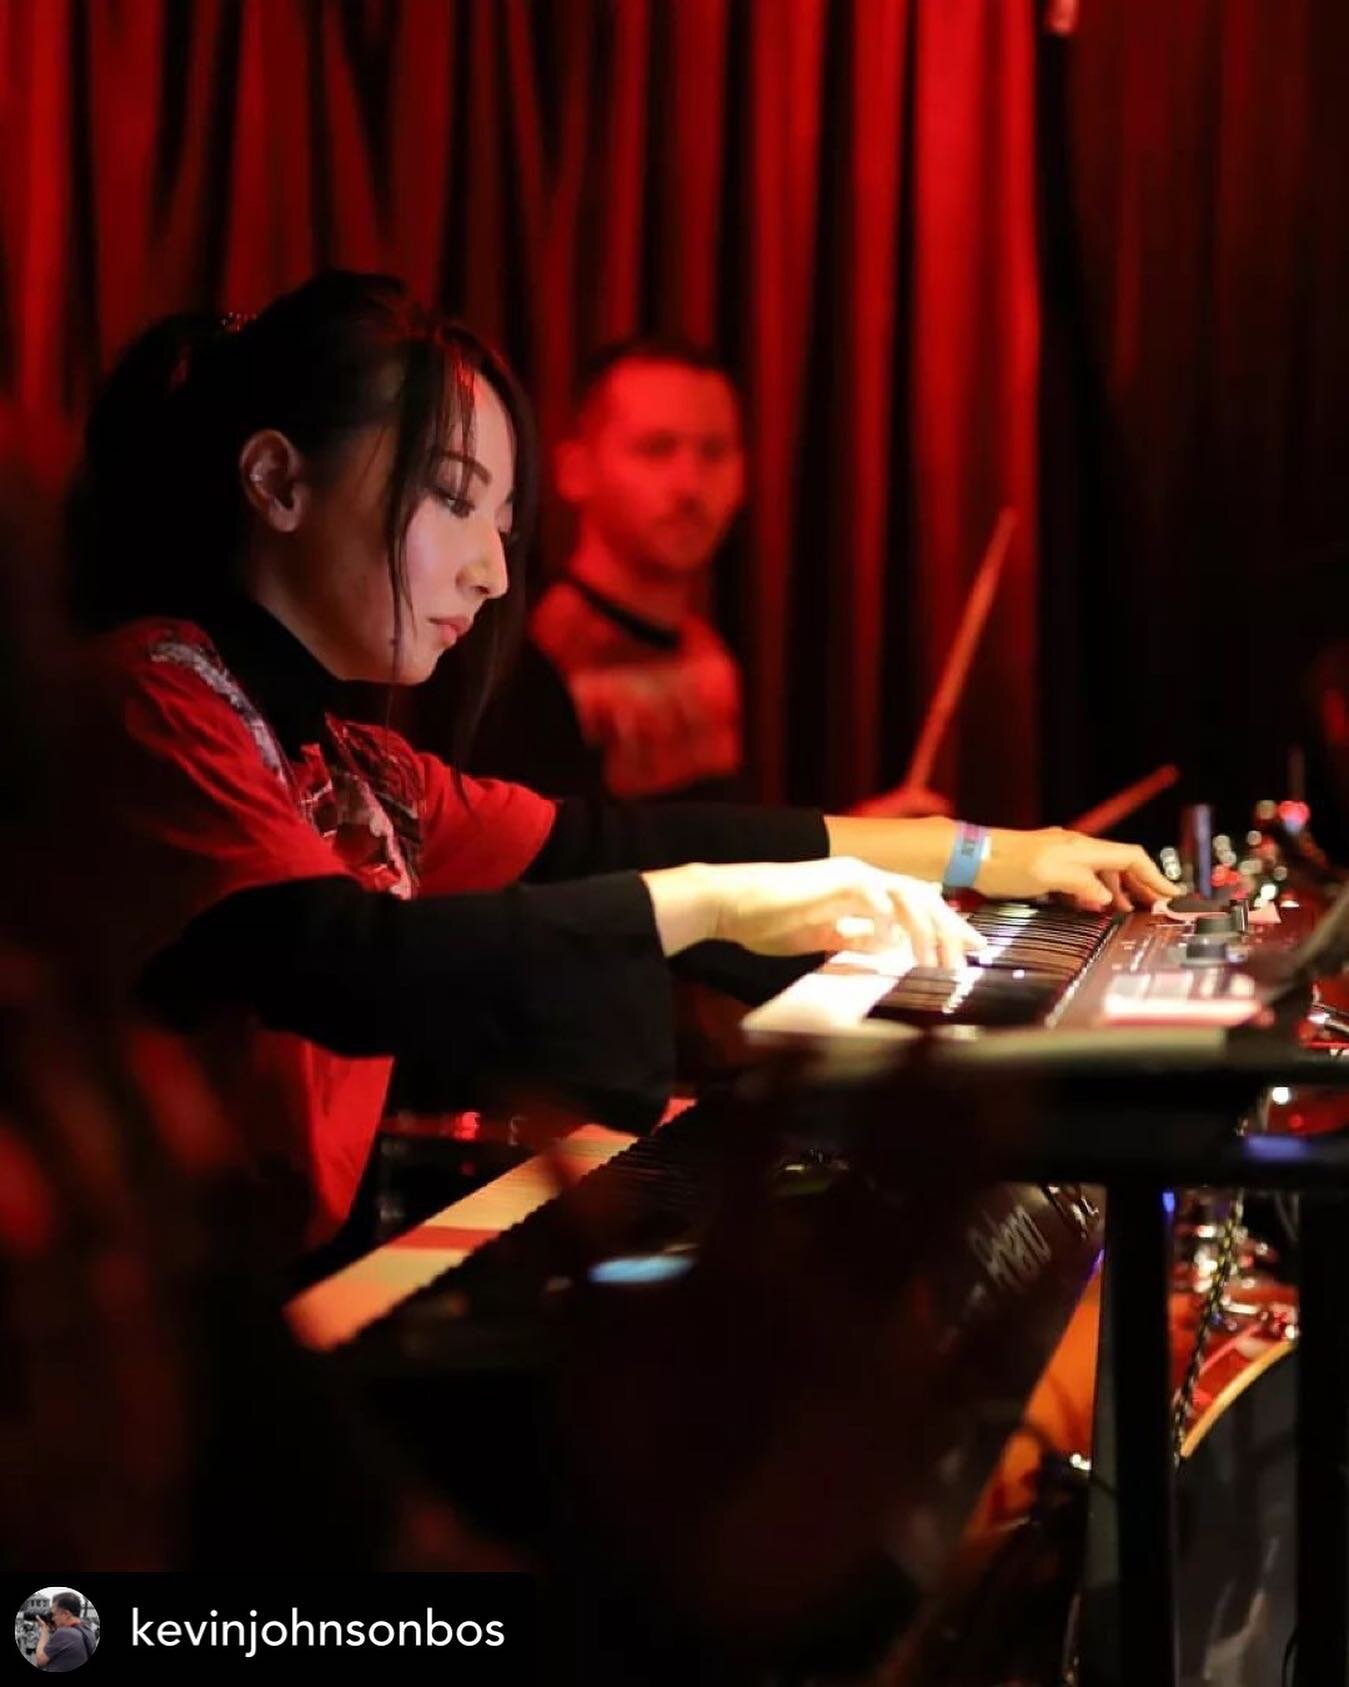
[978, 827, 1175, 911]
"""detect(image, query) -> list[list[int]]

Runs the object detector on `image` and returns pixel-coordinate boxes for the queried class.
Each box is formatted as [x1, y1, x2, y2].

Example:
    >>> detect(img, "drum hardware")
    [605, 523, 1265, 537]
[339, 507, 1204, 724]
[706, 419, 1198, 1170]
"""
[1175, 1218, 1278, 1271]
[1172, 1189, 1247, 1462]
[1167, 1092, 1302, 1467]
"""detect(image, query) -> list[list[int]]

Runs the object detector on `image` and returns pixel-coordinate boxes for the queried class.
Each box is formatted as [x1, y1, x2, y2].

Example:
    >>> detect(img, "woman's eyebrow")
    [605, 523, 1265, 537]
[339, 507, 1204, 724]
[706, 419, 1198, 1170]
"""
[438, 449, 491, 486]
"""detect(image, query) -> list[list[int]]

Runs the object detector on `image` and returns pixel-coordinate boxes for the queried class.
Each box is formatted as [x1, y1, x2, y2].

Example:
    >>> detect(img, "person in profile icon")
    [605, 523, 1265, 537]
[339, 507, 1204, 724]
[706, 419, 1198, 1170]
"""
[32, 1593, 96, 1672]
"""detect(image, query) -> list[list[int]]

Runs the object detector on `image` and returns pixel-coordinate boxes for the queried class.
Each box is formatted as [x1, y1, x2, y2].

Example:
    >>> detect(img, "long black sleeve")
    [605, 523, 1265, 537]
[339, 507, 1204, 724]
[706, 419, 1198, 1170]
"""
[143, 798, 833, 1130]
[141, 873, 675, 1134]
[523, 797, 828, 879]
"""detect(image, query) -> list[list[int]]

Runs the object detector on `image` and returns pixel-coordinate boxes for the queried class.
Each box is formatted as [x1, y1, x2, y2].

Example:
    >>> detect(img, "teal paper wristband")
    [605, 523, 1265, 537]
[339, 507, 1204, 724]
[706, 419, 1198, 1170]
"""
[942, 822, 990, 892]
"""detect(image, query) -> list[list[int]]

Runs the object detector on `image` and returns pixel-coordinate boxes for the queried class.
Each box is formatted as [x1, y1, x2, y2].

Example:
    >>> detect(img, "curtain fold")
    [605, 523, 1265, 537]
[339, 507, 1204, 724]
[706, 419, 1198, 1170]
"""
[833, 0, 905, 802]
[908, 0, 1040, 821]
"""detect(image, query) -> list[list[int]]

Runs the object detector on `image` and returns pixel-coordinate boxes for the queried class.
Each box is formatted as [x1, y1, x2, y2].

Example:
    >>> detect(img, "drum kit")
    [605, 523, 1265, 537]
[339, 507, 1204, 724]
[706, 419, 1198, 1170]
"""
[1168, 1187, 1298, 1686]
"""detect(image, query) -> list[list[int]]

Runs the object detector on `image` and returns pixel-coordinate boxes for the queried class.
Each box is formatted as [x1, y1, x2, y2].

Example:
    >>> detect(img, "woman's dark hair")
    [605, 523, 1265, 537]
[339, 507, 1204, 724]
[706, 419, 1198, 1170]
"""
[68, 270, 537, 758]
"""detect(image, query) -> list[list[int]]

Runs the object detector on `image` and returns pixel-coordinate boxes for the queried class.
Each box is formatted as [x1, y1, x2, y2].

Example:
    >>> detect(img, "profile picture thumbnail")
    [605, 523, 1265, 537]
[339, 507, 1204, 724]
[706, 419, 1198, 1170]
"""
[14, 1590, 100, 1671]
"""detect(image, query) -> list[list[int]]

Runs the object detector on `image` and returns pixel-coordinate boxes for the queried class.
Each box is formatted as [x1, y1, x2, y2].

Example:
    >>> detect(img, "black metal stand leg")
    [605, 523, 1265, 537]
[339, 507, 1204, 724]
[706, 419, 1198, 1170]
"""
[1109, 1185, 1178, 1686]
[1079, 1247, 1122, 1685]
[1296, 1192, 1349, 1685]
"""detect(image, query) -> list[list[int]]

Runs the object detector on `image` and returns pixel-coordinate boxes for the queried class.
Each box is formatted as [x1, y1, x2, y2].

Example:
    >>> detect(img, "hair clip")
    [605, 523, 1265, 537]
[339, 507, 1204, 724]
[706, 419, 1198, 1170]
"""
[219, 311, 255, 335]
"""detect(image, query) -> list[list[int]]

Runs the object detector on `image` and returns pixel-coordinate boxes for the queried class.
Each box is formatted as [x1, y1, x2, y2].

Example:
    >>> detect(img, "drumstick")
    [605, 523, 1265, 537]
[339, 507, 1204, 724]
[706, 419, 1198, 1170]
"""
[1070, 763, 1180, 835]
[904, 508, 1017, 791]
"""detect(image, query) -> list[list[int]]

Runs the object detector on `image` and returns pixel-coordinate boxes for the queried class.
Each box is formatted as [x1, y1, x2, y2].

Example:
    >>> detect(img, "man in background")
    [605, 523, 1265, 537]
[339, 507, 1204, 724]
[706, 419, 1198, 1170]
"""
[468, 340, 744, 799]
[469, 339, 948, 814]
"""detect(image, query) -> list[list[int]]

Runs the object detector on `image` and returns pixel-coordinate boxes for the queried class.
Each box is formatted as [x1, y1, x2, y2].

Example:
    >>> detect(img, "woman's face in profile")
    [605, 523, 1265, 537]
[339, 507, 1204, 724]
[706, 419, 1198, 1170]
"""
[252, 374, 517, 685]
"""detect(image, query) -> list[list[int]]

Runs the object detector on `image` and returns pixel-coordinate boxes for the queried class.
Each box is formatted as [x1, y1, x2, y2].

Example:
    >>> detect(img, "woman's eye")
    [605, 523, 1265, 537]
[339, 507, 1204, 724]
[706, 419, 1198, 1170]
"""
[435, 488, 475, 516]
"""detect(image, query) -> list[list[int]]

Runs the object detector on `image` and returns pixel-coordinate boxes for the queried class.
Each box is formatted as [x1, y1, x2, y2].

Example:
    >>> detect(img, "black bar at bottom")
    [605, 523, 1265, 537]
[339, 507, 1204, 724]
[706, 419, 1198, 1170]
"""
[1295, 1193, 1349, 1685]
[1108, 1186, 1178, 1687]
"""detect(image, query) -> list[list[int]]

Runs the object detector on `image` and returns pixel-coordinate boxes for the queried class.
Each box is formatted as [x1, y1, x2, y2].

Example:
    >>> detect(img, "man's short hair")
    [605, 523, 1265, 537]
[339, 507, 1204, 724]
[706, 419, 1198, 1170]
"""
[573, 336, 735, 419]
[51, 1592, 82, 1619]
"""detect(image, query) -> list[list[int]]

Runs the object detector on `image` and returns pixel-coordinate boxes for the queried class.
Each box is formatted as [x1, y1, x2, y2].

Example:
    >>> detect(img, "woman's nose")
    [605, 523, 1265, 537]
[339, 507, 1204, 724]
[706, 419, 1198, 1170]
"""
[462, 524, 509, 602]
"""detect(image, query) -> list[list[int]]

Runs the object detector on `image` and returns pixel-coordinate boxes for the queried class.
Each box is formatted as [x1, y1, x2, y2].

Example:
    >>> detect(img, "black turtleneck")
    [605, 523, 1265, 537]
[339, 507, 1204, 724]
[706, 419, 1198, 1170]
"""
[138, 596, 827, 1132]
[197, 593, 344, 757]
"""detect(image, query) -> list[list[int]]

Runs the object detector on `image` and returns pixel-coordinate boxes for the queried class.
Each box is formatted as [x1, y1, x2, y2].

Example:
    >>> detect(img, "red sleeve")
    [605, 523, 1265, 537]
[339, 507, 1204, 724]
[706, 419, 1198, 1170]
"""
[415, 756, 558, 895]
[97, 631, 350, 981]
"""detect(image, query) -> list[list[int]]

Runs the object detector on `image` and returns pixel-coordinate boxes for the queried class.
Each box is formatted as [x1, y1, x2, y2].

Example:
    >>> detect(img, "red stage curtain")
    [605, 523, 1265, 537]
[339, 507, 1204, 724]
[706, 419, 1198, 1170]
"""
[0, 0, 1041, 819]
[1041, 0, 1349, 829]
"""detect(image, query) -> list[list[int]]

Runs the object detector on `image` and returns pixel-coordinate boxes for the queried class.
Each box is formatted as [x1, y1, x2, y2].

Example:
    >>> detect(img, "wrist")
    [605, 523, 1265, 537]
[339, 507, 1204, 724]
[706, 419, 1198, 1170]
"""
[642, 863, 719, 955]
[942, 822, 991, 892]
[686, 863, 722, 945]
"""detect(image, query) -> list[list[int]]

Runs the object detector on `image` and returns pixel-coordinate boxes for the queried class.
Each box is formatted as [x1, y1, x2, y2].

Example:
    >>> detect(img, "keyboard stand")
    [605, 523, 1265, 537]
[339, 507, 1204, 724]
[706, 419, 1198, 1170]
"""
[1078, 1188, 1179, 1685]
[1295, 1183, 1349, 1684]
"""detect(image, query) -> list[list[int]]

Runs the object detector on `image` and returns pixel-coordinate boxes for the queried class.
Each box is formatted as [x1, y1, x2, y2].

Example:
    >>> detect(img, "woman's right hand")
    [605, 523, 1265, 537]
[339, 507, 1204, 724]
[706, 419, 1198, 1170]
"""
[642, 858, 984, 969]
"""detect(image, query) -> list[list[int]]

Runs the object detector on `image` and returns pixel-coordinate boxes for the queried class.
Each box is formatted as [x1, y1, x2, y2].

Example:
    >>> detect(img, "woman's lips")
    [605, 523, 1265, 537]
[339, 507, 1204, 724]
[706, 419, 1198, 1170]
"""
[430, 615, 472, 646]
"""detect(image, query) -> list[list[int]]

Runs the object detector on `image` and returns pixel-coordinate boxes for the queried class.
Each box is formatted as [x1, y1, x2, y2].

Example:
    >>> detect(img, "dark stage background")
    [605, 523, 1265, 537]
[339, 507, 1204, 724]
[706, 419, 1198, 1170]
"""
[1, 0, 1346, 837]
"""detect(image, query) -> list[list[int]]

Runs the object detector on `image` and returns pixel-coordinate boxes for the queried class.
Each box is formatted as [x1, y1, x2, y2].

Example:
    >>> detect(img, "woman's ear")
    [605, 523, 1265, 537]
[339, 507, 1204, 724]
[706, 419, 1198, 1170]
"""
[239, 430, 308, 532]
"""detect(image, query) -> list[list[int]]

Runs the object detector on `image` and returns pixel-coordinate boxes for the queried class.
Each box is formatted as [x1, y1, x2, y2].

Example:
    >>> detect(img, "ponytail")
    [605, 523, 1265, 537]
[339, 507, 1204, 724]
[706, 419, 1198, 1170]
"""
[67, 312, 245, 629]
